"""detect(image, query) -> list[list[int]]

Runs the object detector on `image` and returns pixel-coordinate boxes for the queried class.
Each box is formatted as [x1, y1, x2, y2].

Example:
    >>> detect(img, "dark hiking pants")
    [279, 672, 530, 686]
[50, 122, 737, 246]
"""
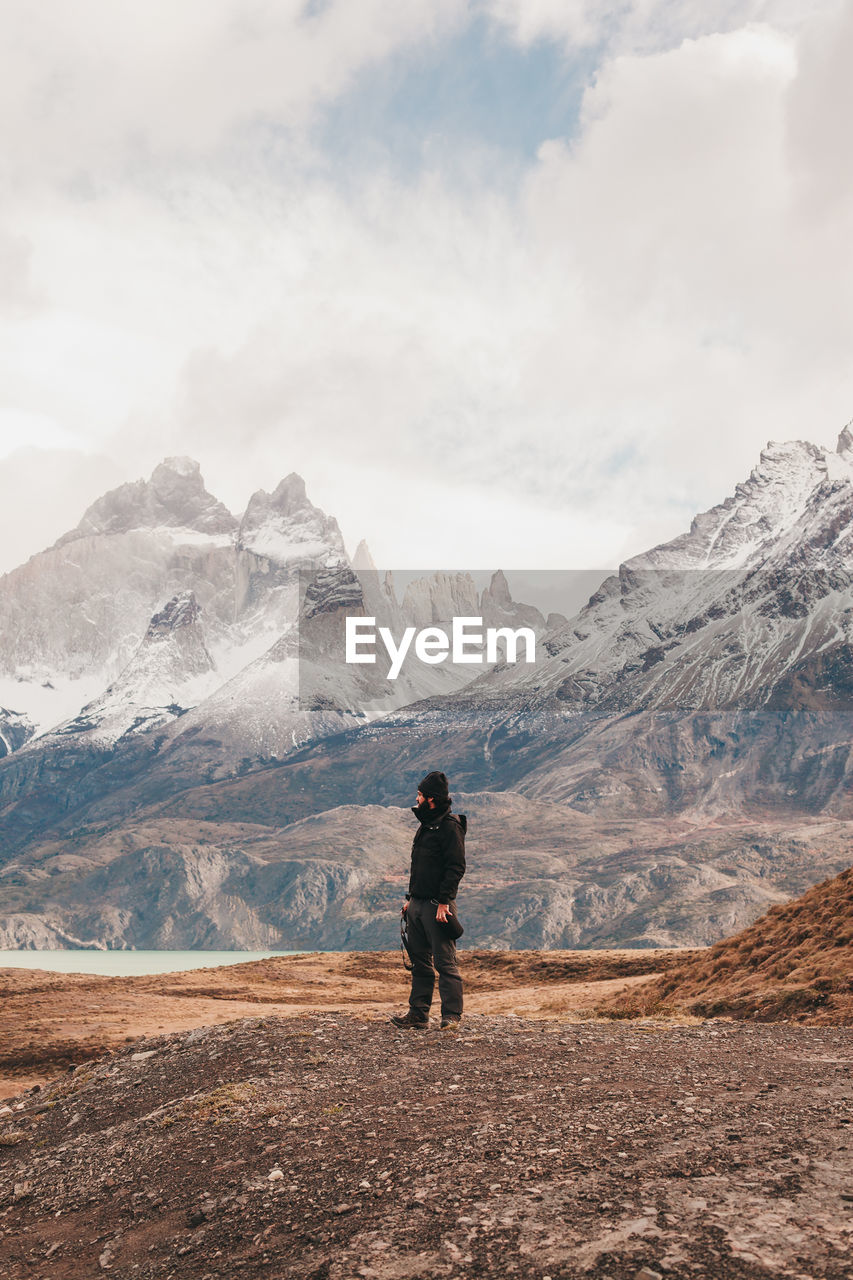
[405, 896, 463, 1020]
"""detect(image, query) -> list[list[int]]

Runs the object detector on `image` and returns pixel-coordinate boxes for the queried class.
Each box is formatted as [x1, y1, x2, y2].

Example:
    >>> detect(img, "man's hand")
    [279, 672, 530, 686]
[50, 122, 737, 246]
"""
[401, 901, 408, 913]
[435, 903, 450, 924]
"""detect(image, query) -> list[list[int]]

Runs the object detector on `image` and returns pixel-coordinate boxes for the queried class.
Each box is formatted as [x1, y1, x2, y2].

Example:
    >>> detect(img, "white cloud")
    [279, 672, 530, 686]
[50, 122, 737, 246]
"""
[0, 449, 123, 573]
[0, 231, 42, 310]
[484, 0, 622, 49]
[0, 408, 85, 457]
[0, 0, 468, 186]
[785, 0, 853, 213]
[483, 0, 841, 53]
[0, 3, 850, 576]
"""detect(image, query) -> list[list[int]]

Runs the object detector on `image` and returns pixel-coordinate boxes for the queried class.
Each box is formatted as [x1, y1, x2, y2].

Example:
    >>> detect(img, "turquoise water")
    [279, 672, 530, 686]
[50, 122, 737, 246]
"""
[0, 950, 302, 977]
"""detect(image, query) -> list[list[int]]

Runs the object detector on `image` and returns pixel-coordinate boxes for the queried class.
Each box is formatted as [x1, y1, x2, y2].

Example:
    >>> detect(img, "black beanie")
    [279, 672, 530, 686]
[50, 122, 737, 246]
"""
[418, 771, 450, 803]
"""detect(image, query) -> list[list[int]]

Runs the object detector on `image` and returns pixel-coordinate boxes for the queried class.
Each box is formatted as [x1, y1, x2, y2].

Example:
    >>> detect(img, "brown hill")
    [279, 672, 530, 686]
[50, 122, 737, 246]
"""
[607, 865, 853, 1023]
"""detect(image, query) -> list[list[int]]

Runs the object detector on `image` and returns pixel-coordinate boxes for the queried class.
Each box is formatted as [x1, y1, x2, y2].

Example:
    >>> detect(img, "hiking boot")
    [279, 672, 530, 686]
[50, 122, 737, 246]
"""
[440, 1016, 461, 1030]
[390, 1011, 429, 1030]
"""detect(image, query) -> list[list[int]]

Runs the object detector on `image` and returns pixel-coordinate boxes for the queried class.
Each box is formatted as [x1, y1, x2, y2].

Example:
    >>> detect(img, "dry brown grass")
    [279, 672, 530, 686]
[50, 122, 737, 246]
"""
[599, 865, 853, 1023]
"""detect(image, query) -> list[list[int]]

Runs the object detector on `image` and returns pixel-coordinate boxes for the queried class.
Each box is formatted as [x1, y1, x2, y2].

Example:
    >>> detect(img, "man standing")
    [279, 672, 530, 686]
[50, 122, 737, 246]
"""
[391, 770, 466, 1031]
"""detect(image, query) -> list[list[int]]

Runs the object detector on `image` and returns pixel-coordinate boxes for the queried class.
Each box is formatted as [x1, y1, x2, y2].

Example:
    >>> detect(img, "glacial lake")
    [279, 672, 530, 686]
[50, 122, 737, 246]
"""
[0, 950, 303, 977]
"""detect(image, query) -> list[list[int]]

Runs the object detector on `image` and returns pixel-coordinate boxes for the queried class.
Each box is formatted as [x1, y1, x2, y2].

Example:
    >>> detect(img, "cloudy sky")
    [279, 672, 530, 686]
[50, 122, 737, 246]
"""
[1, 0, 851, 575]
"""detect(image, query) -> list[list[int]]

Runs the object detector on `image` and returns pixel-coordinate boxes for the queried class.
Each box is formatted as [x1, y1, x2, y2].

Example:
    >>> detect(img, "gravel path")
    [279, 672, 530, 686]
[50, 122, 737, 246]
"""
[1, 1013, 851, 1279]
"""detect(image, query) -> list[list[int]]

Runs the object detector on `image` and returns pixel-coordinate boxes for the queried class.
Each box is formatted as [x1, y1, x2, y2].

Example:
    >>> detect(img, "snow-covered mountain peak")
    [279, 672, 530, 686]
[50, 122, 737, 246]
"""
[627, 437, 832, 573]
[57, 457, 237, 547]
[238, 474, 346, 566]
[478, 569, 546, 635]
[757, 437, 822, 465]
[147, 458, 236, 533]
[160, 456, 199, 479]
[736, 438, 825, 515]
[133, 591, 214, 678]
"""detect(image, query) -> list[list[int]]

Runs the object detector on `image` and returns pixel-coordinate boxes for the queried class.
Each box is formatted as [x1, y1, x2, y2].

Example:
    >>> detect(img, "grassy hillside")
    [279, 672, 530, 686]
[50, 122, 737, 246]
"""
[606, 865, 853, 1023]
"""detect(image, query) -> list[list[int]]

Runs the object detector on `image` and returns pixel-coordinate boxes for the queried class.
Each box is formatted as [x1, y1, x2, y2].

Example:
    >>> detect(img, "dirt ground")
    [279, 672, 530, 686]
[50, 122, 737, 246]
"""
[1, 1011, 851, 1280]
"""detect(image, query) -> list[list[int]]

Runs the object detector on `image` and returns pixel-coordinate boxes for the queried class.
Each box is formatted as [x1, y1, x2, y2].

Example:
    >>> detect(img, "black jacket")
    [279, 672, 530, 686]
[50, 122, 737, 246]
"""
[407, 801, 467, 904]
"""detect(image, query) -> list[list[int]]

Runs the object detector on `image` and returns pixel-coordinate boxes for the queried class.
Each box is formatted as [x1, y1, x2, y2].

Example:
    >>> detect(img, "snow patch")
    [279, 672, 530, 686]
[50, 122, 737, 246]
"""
[0, 674, 108, 738]
[162, 456, 200, 478]
[153, 527, 236, 549]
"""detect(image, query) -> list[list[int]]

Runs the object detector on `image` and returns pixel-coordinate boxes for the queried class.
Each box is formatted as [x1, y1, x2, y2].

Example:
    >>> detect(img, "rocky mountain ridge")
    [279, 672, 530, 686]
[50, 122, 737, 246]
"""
[0, 457, 549, 756]
[1, 424, 851, 951]
[57, 456, 238, 544]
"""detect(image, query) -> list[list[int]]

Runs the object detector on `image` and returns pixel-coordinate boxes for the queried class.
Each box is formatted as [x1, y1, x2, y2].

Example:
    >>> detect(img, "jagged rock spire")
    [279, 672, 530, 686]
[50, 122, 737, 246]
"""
[351, 540, 377, 571]
[481, 569, 512, 609]
[238, 472, 346, 564]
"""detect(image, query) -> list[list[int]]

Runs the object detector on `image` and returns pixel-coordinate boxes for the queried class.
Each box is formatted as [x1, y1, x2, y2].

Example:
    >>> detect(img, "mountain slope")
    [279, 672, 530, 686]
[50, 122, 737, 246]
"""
[612, 863, 853, 1023]
[0, 793, 850, 951]
[44, 592, 218, 746]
